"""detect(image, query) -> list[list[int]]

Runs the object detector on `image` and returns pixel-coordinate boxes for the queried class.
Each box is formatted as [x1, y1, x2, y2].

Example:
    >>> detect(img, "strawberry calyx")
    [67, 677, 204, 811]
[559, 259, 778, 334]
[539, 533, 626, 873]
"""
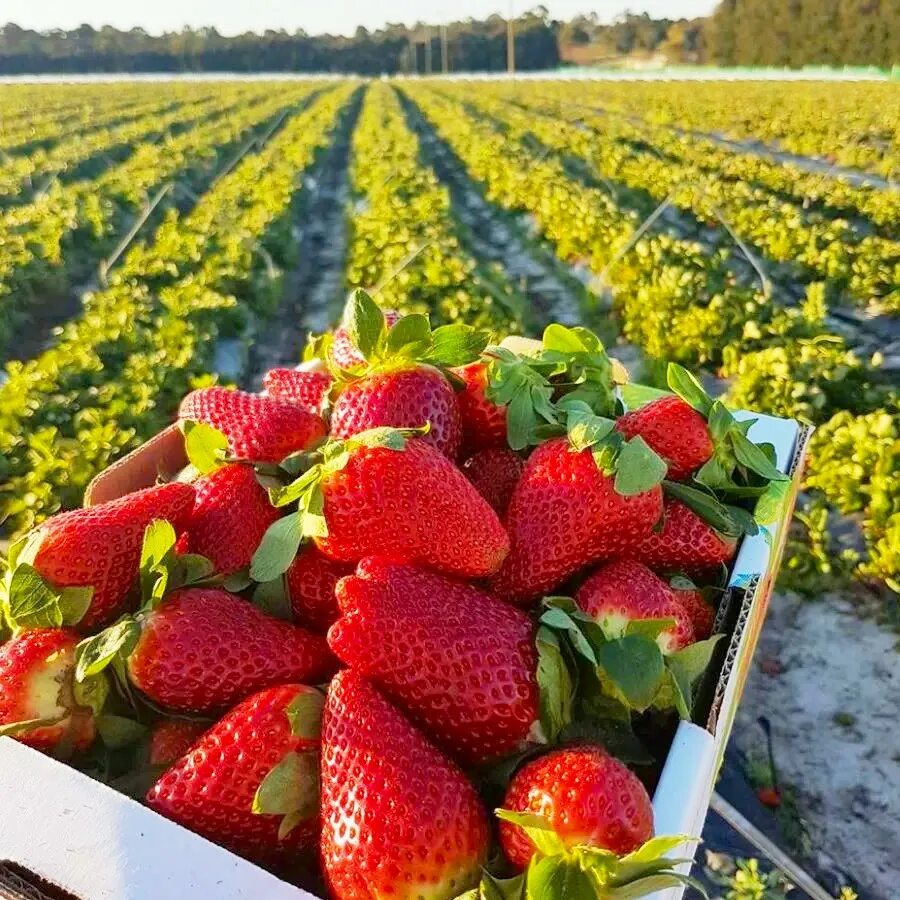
[249, 425, 429, 583]
[461, 814, 705, 900]
[537, 597, 722, 720]
[251, 687, 324, 840]
[0, 530, 95, 634]
[328, 289, 489, 382]
[663, 480, 759, 541]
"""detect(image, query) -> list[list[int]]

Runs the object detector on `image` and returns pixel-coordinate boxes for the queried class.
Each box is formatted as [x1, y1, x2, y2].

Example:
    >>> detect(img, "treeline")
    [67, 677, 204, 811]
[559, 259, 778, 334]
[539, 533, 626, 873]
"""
[0, 2, 896, 75]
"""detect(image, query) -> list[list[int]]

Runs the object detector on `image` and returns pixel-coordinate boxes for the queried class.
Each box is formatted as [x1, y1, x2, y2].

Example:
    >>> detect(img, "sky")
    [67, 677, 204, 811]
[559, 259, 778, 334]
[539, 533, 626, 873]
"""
[2, 1, 718, 37]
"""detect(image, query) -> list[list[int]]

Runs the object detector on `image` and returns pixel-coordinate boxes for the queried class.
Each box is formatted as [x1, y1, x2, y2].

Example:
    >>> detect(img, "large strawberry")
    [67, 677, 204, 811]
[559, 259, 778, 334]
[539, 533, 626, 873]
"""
[147, 684, 323, 866]
[178, 463, 279, 576]
[499, 745, 653, 868]
[669, 575, 716, 640]
[490, 431, 665, 606]
[461, 447, 523, 519]
[331, 307, 400, 370]
[1, 482, 195, 632]
[575, 560, 695, 654]
[0, 628, 103, 758]
[320, 670, 489, 900]
[329, 558, 539, 766]
[263, 365, 332, 415]
[179, 386, 325, 463]
[148, 719, 209, 768]
[249, 428, 509, 585]
[453, 360, 508, 454]
[286, 545, 353, 633]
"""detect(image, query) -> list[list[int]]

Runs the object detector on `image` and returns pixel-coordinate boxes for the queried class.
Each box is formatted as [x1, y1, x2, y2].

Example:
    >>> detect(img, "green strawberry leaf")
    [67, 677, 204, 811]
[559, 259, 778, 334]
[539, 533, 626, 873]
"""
[252, 750, 319, 833]
[285, 689, 325, 740]
[539, 607, 598, 665]
[565, 410, 616, 453]
[667, 636, 722, 686]
[252, 576, 292, 620]
[250, 513, 303, 583]
[729, 429, 789, 483]
[222, 568, 252, 593]
[343, 425, 425, 452]
[662, 481, 748, 539]
[73, 673, 109, 718]
[594, 636, 665, 712]
[95, 714, 147, 750]
[385, 313, 431, 358]
[75, 619, 142, 682]
[619, 835, 697, 864]
[181, 420, 229, 475]
[623, 617, 677, 642]
[460, 870, 527, 900]
[666, 363, 713, 416]
[303, 331, 333, 363]
[606, 872, 709, 899]
[4, 564, 64, 629]
[495, 810, 567, 858]
[4, 529, 45, 571]
[343, 289, 386, 363]
[139, 520, 178, 606]
[706, 401, 736, 443]
[426, 324, 489, 367]
[614, 436, 667, 496]
[526, 854, 597, 900]
[618, 382, 670, 411]
[535, 626, 574, 743]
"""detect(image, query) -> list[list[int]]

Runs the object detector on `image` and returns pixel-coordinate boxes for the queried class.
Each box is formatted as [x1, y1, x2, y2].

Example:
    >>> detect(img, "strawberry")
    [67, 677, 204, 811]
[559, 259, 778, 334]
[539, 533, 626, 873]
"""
[263, 366, 332, 415]
[461, 447, 523, 519]
[2, 483, 195, 632]
[329, 558, 539, 766]
[320, 670, 489, 900]
[331, 365, 462, 458]
[575, 560, 695, 654]
[286, 545, 352, 633]
[628, 497, 737, 574]
[178, 464, 280, 576]
[148, 719, 209, 767]
[250, 429, 509, 584]
[669, 575, 716, 640]
[147, 684, 323, 866]
[331, 308, 400, 370]
[77, 587, 334, 715]
[0, 629, 102, 757]
[454, 361, 507, 453]
[489, 437, 664, 606]
[616, 394, 713, 481]
[499, 745, 653, 869]
[179, 386, 326, 463]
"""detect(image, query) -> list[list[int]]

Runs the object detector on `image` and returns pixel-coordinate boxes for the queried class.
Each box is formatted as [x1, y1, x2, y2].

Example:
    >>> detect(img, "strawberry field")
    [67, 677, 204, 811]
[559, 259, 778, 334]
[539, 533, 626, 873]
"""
[0, 77, 897, 899]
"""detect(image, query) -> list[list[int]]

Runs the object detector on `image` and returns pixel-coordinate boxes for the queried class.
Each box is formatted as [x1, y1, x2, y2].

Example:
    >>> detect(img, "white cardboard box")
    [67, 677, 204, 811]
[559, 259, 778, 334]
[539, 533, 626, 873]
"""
[0, 411, 812, 900]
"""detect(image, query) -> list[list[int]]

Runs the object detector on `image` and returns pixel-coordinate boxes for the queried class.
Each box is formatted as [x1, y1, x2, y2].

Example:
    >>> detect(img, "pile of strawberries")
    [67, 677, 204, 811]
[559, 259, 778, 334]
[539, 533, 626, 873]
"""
[0, 292, 788, 899]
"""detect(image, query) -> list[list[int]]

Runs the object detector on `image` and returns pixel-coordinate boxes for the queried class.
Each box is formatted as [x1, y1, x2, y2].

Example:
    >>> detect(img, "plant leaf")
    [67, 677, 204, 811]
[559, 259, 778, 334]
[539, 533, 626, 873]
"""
[427, 324, 489, 367]
[385, 314, 431, 357]
[526, 855, 597, 900]
[95, 714, 146, 750]
[250, 513, 303, 583]
[619, 382, 670, 410]
[5, 564, 63, 629]
[729, 429, 789, 483]
[75, 619, 142, 682]
[285, 689, 325, 740]
[494, 810, 567, 858]
[252, 751, 319, 821]
[252, 576, 292, 620]
[181, 421, 229, 475]
[343, 289, 386, 362]
[535, 627, 574, 743]
[666, 363, 713, 416]
[72, 673, 109, 718]
[614, 436, 667, 496]
[594, 636, 665, 712]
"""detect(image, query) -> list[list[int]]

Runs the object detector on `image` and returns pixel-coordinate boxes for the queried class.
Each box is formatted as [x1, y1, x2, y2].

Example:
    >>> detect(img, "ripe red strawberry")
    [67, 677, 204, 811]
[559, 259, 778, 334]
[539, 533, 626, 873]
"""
[263, 367, 332, 414]
[178, 464, 279, 576]
[0, 629, 98, 757]
[329, 558, 539, 766]
[330, 365, 462, 458]
[331, 309, 400, 370]
[489, 438, 663, 606]
[454, 361, 507, 454]
[320, 670, 489, 900]
[576, 560, 695, 654]
[179, 386, 326, 463]
[616, 395, 713, 481]
[147, 684, 323, 866]
[499, 745, 653, 869]
[13, 483, 195, 631]
[79, 587, 335, 715]
[669, 576, 715, 640]
[461, 447, 523, 519]
[313, 436, 509, 579]
[628, 498, 738, 573]
[286, 545, 352, 633]
[148, 719, 209, 767]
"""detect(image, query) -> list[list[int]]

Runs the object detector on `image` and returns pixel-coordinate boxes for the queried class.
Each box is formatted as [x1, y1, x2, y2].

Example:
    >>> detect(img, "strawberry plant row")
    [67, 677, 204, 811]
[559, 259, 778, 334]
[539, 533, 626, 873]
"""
[0, 83, 320, 361]
[0, 83, 356, 539]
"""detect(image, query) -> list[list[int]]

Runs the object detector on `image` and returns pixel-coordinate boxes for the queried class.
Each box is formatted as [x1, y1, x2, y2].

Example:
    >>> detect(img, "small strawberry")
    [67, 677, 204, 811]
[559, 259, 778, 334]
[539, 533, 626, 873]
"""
[179, 386, 326, 463]
[628, 497, 738, 574]
[669, 575, 716, 640]
[0, 628, 104, 758]
[148, 719, 209, 767]
[616, 394, 713, 481]
[179, 463, 279, 576]
[453, 361, 508, 454]
[499, 745, 653, 869]
[461, 447, 523, 519]
[329, 558, 540, 766]
[263, 366, 332, 415]
[1, 482, 195, 632]
[575, 560, 695, 654]
[331, 365, 462, 457]
[147, 684, 323, 866]
[250, 428, 509, 585]
[320, 670, 489, 900]
[490, 435, 664, 606]
[286, 545, 353, 633]
[331, 307, 400, 370]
